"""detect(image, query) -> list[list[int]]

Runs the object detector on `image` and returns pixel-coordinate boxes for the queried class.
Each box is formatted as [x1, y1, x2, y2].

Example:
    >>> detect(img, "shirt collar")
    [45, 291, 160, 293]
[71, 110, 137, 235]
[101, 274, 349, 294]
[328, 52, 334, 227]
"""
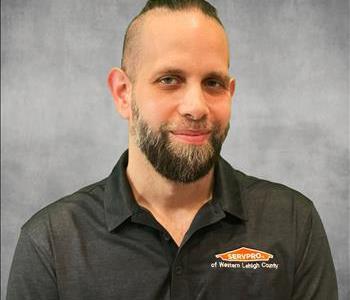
[212, 157, 247, 221]
[104, 150, 247, 232]
[104, 150, 139, 231]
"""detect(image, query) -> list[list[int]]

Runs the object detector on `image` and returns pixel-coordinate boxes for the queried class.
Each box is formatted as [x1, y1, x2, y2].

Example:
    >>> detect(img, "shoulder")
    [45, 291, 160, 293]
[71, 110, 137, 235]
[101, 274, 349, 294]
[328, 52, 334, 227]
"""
[238, 169, 312, 205]
[230, 165, 329, 251]
[240, 169, 315, 219]
[220, 157, 316, 219]
[21, 178, 108, 245]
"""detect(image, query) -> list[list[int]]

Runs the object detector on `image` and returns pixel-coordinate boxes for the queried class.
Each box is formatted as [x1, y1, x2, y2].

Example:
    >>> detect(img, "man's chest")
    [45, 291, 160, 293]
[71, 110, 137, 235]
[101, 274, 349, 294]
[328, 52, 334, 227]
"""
[53, 219, 295, 300]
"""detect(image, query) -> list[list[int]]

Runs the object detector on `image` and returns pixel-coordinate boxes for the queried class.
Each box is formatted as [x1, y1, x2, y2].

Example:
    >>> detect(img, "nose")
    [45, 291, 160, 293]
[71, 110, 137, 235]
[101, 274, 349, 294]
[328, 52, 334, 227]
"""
[178, 83, 209, 121]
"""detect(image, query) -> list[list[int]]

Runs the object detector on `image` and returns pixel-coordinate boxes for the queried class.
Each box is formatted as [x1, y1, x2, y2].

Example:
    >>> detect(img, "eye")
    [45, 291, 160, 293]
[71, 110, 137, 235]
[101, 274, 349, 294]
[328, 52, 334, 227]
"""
[158, 76, 181, 85]
[204, 78, 225, 89]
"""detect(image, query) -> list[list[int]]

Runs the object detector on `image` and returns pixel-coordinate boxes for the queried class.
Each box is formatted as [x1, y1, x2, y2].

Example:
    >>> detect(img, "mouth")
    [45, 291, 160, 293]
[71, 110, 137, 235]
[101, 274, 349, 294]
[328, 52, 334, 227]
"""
[170, 130, 211, 145]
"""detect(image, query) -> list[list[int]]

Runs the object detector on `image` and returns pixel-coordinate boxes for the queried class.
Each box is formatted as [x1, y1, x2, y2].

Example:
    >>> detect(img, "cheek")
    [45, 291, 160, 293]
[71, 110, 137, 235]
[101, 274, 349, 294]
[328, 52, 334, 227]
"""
[135, 93, 177, 127]
[209, 101, 232, 125]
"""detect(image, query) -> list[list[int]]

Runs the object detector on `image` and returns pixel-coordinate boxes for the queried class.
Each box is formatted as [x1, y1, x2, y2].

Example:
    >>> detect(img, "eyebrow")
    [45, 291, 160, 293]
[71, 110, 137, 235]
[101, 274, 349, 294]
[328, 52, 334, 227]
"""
[153, 68, 231, 83]
[153, 68, 186, 77]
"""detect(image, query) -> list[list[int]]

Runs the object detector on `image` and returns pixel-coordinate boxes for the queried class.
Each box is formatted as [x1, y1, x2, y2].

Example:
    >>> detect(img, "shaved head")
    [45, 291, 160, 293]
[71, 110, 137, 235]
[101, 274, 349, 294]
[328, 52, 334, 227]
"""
[121, 0, 225, 82]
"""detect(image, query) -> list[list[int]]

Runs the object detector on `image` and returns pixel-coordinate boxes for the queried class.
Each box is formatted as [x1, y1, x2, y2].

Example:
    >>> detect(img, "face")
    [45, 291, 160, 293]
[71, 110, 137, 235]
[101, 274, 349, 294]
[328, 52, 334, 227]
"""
[128, 9, 235, 183]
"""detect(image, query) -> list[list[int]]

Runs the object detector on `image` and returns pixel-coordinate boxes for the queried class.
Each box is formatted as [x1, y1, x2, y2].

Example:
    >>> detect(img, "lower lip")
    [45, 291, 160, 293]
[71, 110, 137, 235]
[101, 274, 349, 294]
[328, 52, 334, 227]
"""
[170, 132, 210, 145]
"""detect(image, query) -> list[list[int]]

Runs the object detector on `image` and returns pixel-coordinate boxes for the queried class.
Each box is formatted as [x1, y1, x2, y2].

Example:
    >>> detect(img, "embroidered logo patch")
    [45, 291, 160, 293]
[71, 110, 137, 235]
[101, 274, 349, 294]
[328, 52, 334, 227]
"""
[210, 247, 279, 270]
[215, 247, 274, 262]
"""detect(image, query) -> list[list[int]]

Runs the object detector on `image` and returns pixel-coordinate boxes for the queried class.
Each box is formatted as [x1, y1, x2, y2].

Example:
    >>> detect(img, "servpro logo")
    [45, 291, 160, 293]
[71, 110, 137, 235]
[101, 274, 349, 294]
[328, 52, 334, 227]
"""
[211, 247, 278, 270]
[215, 247, 274, 262]
[210, 247, 279, 272]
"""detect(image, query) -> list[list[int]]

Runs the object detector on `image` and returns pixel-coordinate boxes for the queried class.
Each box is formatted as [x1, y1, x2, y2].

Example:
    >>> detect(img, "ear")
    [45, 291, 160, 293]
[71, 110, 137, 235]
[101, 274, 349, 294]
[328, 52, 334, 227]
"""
[107, 68, 132, 119]
[229, 77, 236, 98]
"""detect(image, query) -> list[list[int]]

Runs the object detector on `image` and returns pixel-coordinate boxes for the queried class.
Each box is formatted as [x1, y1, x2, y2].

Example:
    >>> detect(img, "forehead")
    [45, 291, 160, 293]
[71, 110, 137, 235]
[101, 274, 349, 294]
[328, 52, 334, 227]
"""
[136, 8, 230, 76]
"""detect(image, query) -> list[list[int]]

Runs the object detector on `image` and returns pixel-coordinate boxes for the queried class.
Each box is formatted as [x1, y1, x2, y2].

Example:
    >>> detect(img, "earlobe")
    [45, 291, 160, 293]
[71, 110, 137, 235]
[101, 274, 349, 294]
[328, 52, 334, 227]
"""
[229, 77, 236, 98]
[107, 68, 132, 119]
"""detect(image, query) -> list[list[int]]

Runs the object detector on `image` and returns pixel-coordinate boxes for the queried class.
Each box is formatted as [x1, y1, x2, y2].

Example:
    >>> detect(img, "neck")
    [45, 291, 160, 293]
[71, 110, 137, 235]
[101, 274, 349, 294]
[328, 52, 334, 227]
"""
[126, 141, 215, 246]
[126, 142, 214, 213]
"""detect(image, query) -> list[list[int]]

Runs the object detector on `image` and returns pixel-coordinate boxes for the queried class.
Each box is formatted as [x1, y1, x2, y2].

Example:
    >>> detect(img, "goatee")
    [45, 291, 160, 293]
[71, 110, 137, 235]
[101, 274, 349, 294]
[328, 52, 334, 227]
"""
[131, 101, 229, 183]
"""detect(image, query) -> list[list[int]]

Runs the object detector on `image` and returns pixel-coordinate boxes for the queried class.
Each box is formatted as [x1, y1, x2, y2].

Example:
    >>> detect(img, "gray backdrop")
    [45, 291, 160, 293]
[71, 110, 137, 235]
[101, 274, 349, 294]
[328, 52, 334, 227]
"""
[1, 0, 349, 299]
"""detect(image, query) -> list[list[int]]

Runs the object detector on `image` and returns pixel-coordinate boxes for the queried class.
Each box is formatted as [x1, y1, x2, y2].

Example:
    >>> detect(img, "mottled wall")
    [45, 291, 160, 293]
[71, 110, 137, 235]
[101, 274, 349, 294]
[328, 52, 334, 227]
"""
[1, 0, 349, 299]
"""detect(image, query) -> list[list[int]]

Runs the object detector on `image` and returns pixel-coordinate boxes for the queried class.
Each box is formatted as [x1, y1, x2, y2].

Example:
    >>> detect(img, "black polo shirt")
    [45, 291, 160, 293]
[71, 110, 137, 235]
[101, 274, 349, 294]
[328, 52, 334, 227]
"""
[7, 151, 338, 300]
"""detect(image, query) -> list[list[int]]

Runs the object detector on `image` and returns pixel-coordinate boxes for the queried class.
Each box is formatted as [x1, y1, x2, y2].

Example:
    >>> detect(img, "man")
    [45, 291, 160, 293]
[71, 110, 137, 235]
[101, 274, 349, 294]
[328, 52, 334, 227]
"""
[7, 0, 338, 299]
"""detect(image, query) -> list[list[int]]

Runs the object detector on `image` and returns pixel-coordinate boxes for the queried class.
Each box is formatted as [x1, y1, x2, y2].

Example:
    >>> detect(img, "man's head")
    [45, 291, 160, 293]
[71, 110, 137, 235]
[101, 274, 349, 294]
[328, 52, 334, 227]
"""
[108, 0, 235, 183]
[121, 0, 225, 81]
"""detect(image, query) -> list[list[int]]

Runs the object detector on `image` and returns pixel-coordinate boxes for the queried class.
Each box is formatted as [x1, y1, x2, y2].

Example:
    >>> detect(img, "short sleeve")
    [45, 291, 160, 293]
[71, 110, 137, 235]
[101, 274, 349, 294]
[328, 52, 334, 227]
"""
[292, 203, 338, 300]
[6, 230, 59, 300]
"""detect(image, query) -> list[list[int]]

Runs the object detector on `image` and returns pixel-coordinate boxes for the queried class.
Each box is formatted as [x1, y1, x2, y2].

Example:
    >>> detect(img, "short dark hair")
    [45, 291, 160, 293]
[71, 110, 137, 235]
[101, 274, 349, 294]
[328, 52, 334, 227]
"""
[121, 0, 223, 80]
[138, 0, 222, 26]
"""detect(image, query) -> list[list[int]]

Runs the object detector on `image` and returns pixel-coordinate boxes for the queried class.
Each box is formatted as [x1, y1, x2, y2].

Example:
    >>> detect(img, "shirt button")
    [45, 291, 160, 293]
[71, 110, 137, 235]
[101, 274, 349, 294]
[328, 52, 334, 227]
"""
[175, 266, 183, 275]
[163, 233, 170, 241]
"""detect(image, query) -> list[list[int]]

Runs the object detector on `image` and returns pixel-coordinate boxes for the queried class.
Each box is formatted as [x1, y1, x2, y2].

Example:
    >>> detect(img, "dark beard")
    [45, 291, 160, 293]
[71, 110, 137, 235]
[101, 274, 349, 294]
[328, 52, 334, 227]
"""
[132, 102, 229, 183]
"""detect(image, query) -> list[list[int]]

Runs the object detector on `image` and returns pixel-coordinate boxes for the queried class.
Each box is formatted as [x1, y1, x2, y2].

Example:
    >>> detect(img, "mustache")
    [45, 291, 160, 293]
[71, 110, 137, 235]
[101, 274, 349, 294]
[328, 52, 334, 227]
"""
[161, 120, 215, 132]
